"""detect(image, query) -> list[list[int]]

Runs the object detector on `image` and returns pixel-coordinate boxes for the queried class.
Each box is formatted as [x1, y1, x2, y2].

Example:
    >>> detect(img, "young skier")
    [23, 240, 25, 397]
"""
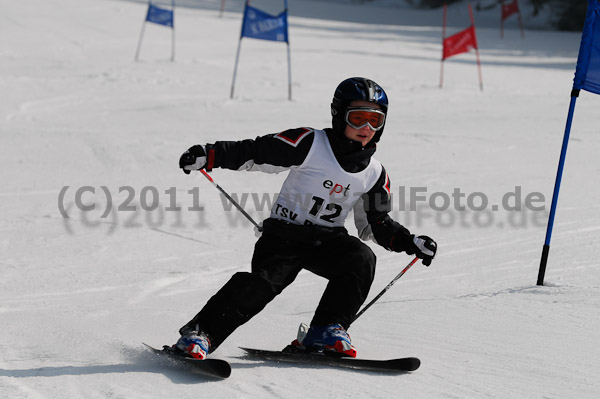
[176, 77, 437, 359]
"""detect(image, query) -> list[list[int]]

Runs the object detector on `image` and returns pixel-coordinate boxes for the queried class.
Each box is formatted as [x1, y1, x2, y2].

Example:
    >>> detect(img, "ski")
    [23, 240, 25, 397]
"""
[239, 347, 420, 373]
[143, 343, 231, 379]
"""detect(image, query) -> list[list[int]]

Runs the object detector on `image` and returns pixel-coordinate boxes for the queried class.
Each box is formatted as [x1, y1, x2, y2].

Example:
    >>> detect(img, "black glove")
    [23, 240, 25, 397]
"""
[408, 235, 437, 266]
[179, 145, 207, 174]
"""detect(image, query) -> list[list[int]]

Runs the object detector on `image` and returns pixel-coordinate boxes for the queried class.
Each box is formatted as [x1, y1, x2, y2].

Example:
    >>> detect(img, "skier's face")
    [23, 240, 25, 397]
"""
[343, 100, 381, 147]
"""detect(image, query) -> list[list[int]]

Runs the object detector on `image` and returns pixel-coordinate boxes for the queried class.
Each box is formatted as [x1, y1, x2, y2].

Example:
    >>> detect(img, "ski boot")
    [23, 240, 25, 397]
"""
[174, 331, 211, 360]
[288, 323, 357, 358]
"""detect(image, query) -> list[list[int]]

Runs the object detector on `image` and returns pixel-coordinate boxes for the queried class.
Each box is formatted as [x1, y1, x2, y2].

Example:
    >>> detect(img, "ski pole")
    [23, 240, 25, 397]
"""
[199, 169, 263, 232]
[352, 256, 419, 323]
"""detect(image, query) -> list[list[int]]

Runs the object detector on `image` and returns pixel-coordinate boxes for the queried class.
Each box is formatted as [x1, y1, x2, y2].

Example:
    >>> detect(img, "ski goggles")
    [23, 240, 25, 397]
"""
[344, 107, 386, 131]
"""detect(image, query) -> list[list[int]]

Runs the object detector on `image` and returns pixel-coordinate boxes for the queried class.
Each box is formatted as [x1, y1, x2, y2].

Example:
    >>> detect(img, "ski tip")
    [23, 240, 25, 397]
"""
[239, 347, 259, 354]
[142, 342, 158, 351]
[145, 342, 232, 379]
[218, 363, 233, 379]
[404, 357, 421, 372]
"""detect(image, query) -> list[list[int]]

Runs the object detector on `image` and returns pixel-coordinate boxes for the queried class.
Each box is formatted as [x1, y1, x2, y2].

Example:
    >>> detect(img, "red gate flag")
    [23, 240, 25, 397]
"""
[502, 0, 519, 20]
[440, 3, 483, 90]
[443, 25, 478, 60]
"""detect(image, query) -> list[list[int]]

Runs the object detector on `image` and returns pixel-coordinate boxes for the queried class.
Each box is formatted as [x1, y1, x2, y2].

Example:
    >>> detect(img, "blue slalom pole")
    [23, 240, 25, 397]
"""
[537, 89, 579, 286]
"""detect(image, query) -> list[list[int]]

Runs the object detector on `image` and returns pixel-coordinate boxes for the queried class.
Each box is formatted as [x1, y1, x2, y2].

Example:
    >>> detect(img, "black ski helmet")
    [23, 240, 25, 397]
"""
[331, 77, 389, 143]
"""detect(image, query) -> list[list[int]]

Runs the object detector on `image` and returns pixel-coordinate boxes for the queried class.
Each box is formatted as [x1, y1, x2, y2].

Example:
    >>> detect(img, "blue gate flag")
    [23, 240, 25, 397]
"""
[146, 3, 174, 28]
[241, 5, 288, 42]
[538, 0, 600, 286]
[573, 0, 600, 94]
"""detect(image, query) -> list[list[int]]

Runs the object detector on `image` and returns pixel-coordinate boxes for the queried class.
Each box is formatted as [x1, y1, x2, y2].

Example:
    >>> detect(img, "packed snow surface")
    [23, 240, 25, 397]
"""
[1, 0, 599, 398]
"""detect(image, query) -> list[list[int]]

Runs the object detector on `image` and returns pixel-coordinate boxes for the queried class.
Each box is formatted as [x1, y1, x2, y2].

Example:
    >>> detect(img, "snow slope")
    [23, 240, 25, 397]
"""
[1, 0, 600, 398]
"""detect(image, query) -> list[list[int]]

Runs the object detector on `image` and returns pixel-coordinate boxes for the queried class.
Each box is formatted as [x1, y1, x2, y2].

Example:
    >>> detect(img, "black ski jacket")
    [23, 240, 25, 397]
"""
[202, 128, 415, 253]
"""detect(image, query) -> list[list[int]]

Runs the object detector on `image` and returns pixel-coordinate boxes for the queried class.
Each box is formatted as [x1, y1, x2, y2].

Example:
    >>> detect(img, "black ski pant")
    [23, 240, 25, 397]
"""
[179, 218, 376, 351]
